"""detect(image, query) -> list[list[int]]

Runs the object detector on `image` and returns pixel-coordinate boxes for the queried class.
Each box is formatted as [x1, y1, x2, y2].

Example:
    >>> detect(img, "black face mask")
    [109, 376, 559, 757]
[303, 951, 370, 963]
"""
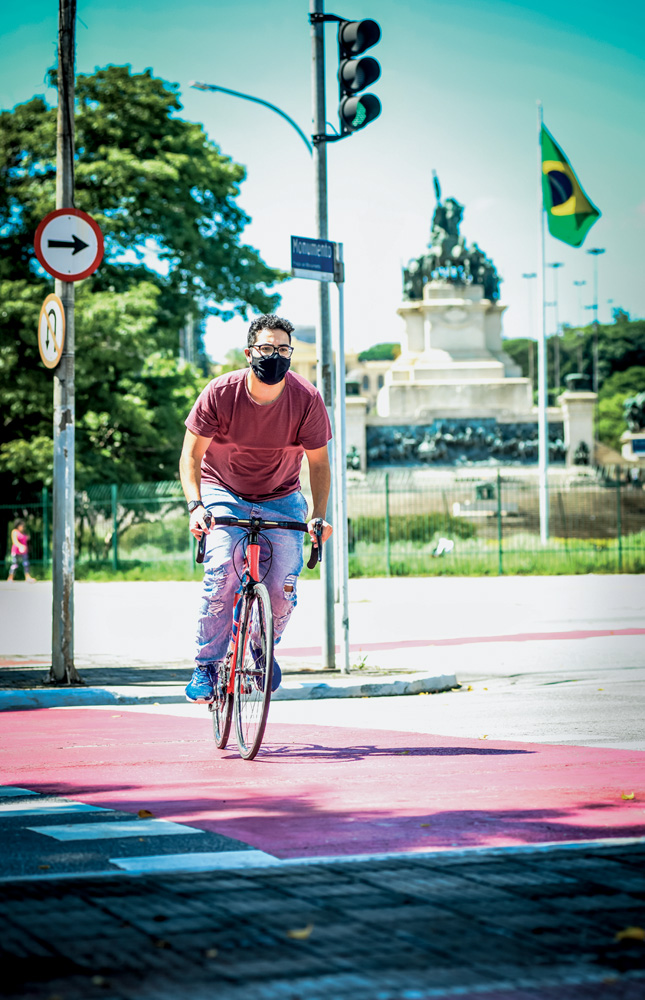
[250, 354, 291, 385]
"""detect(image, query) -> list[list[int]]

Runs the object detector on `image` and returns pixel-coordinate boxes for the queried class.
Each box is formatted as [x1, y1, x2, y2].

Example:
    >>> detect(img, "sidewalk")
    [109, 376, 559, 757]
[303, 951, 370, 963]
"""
[4, 842, 645, 1000]
[0, 654, 456, 710]
[1, 574, 643, 711]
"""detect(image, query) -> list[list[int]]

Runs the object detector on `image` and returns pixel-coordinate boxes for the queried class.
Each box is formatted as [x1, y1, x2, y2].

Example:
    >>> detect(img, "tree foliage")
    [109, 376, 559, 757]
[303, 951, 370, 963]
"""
[358, 342, 401, 362]
[0, 66, 286, 506]
[503, 313, 645, 448]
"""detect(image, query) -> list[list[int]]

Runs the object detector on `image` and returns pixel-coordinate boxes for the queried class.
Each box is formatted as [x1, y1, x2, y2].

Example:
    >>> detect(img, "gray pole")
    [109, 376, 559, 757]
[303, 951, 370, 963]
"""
[51, 0, 80, 683]
[522, 272, 537, 392]
[334, 245, 350, 673]
[310, 0, 336, 669]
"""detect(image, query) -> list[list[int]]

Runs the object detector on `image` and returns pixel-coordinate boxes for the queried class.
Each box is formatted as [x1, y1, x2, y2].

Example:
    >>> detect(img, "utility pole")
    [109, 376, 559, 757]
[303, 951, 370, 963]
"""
[51, 0, 80, 683]
[310, 0, 336, 669]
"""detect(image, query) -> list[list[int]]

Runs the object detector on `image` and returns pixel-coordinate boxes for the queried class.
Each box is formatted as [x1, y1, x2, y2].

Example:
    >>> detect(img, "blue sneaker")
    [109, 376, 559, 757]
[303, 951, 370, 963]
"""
[250, 645, 281, 692]
[185, 664, 216, 703]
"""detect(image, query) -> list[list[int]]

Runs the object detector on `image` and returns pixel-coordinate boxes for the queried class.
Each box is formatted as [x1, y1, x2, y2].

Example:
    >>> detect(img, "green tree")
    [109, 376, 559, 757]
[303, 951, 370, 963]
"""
[596, 366, 645, 451]
[357, 342, 401, 362]
[504, 312, 645, 401]
[0, 66, 286, 507]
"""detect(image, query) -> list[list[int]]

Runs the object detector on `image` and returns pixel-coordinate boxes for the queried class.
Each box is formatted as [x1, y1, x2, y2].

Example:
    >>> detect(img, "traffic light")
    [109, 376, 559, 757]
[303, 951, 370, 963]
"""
[337, 18, 381, 135]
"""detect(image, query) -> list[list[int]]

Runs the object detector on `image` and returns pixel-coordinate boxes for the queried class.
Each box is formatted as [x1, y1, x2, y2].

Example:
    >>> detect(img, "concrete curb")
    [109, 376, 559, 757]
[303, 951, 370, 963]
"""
[0, 672, 457, 711]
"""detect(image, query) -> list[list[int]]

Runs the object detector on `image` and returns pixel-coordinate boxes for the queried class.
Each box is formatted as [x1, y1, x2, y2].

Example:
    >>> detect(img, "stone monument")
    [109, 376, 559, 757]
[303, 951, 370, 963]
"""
[377, 177, 534, 421]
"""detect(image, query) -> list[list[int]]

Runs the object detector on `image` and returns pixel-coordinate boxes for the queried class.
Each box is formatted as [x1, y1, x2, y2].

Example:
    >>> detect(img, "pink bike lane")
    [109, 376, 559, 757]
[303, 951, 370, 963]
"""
[2, 707, 643, 859]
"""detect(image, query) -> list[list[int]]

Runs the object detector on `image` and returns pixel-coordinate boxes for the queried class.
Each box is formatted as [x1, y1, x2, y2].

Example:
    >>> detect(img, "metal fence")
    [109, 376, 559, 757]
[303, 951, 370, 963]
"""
[3, 469, 644, 578]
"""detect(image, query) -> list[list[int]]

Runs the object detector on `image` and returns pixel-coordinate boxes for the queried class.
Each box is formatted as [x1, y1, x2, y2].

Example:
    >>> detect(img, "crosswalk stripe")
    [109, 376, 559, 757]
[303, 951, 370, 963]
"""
[110, 850, 280, 873]
[28, 820, 206, 841]
[0, 800, 109, 818]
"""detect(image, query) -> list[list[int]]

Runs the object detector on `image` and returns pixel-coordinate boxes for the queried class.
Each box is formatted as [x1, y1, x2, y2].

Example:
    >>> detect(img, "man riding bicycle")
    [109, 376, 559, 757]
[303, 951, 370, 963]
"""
[179, 314, 333, 703]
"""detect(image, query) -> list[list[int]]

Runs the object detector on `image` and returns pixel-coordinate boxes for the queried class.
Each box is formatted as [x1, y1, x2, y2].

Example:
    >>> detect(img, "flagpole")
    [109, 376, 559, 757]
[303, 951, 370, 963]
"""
[536, 100, 549, 543]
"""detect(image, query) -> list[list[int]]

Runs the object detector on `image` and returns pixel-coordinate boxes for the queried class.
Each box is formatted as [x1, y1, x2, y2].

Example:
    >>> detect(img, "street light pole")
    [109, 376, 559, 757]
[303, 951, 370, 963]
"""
[547, 262, 564, 399]
[311, 0, 336, 669]
[522, 272, 537, 392]
[573, 280, 586, 371]
[586, 248, 605, 395]
[190, 82, 313, 155]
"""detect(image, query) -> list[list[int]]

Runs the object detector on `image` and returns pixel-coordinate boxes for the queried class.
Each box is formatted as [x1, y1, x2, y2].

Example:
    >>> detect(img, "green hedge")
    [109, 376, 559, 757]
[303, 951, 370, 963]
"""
[350, 513, 477, 545]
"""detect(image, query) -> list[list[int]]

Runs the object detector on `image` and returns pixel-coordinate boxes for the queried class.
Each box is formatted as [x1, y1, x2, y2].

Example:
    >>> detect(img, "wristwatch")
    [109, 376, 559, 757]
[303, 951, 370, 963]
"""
[187, 500, 204, 513]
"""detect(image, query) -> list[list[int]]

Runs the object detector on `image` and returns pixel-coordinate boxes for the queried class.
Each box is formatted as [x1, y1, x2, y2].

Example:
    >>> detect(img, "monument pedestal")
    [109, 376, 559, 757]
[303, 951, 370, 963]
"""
[559, 391, 597, 466]
[377, 282, 533, 420]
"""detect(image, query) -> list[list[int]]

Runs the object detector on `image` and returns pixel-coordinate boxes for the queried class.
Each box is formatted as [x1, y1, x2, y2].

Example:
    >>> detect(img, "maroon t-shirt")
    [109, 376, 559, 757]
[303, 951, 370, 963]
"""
[185, 369, 332, 502]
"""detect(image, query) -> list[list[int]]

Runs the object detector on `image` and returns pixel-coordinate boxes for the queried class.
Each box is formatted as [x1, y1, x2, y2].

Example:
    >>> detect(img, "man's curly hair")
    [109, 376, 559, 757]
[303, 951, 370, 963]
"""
[247, 314, 294, 348]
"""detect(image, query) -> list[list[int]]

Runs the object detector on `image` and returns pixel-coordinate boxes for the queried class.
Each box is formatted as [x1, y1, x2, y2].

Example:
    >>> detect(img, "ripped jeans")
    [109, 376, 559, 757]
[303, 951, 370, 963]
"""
[194, 485, 308, 668]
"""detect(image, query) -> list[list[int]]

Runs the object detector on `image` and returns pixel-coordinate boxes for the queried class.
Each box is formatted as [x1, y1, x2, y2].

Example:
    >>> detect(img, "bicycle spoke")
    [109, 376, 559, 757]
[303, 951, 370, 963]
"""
[211, 659, 233, 749]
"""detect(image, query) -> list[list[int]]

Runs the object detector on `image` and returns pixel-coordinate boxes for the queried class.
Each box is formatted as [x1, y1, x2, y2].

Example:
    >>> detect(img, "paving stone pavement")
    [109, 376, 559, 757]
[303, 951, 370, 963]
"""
[3, 843, 644, 1000]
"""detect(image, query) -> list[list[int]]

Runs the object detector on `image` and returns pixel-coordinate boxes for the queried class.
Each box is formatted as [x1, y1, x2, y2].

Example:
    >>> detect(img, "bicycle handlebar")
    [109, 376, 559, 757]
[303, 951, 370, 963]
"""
[196, 513, 324, 568]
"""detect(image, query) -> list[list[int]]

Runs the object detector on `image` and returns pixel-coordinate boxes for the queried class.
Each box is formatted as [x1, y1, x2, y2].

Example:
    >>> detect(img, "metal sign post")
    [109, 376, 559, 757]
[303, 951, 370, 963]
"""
[291, 233, 340, 671]
[333, 245, 350, 673]
[35, 4, 103, 683]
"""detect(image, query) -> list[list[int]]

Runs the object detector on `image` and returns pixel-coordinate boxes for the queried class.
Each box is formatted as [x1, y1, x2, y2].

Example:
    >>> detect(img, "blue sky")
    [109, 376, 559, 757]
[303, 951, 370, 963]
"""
[2, 0, 644, 360]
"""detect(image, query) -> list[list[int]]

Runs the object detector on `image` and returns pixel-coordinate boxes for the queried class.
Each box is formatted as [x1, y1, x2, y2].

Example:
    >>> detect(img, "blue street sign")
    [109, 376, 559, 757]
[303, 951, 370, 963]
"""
[291, 235, 336, 282]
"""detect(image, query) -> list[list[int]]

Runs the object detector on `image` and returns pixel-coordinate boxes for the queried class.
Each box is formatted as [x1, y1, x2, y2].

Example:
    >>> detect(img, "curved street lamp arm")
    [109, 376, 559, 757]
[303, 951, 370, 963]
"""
[191, 82, 313, 156]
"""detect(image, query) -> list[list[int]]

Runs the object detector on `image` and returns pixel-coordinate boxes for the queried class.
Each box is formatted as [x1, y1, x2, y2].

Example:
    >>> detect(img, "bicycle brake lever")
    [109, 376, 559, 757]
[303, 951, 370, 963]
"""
[196, 511, 212, 564]
[306, 519, 324, 569]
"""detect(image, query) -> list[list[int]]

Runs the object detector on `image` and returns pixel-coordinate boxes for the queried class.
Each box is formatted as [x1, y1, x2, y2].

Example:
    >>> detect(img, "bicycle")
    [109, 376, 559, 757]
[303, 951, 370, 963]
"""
[197, 512, 323, 760]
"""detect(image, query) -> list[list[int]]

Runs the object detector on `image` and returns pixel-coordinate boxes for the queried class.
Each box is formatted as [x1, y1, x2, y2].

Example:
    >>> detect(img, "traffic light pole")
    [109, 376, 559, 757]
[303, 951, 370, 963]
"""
[310, 0, 336, 670]
[51, 0, 80, 683]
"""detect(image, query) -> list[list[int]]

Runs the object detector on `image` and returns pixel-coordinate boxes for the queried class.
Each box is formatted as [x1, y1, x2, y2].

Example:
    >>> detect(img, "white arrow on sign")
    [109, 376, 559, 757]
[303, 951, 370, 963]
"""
[34, 208, 104, 282]
[38, 294, 66, 369]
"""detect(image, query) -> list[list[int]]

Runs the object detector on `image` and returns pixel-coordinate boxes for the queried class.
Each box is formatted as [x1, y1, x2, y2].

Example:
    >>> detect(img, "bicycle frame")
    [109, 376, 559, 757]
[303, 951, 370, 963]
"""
[224, 523, 264, 697]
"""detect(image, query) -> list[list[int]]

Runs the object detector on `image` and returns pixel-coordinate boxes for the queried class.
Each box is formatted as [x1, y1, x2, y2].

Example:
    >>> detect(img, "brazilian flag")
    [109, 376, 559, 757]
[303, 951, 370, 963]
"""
[541, 126, 600, 247]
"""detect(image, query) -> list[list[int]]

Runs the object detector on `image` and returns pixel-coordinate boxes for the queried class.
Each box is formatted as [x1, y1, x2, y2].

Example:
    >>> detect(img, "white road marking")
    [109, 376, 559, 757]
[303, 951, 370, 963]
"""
[27, 819, 206, 841]
[0, 787, 38, 797]
[110, 850, 281, 873]
[0, 800, 109, 818]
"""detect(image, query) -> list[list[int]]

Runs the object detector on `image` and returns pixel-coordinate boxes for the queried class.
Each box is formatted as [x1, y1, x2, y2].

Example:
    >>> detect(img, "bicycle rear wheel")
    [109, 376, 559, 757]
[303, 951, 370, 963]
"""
[211, 658, 233, 749]
[234, 583, 274, 760]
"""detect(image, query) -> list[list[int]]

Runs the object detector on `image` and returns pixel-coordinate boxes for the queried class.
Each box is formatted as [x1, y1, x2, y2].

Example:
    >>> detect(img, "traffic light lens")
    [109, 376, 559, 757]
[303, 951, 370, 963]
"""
[352, 101, 367, 128]
[340, 94, 381, 132]
[339, 19, 381, 56]
[339, 56, 380, 93]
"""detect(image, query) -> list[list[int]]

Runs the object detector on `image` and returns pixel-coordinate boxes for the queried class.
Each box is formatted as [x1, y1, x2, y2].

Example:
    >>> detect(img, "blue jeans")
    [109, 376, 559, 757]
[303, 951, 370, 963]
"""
[195, 485, 309, 668]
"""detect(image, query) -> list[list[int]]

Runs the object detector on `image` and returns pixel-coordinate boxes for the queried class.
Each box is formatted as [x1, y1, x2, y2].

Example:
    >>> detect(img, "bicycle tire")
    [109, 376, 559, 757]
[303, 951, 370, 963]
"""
[234, 583, 274, 760]
[211, 658, 233, 749]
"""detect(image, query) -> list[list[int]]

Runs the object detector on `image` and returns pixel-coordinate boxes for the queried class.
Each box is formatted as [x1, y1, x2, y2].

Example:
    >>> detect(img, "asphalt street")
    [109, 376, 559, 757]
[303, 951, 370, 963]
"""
[1, 574, 644, 998]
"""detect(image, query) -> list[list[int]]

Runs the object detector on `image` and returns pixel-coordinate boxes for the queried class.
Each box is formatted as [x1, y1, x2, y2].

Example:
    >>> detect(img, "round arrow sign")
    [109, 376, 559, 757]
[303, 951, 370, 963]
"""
[34, 208, 104, 282]
[38, 294, 66, 369]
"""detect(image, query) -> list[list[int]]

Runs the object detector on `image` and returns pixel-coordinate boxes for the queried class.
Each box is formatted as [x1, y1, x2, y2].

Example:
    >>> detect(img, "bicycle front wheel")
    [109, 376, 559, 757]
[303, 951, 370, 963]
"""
[234, 583, 274, 760]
